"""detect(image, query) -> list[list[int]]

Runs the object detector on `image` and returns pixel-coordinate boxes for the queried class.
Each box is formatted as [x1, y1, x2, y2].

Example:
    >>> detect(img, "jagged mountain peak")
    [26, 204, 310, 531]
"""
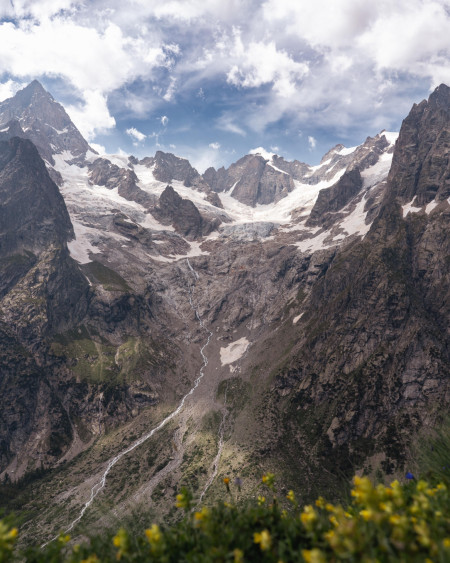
[0, 80, 93, 166]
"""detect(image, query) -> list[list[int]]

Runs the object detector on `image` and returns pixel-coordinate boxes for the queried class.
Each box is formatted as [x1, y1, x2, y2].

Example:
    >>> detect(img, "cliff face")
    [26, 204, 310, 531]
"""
[387, 84, 450, 206]
[259, 87, 450, 489]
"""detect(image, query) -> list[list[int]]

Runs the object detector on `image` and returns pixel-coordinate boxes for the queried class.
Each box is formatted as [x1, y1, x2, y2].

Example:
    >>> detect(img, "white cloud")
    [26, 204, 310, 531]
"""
[126, 127, 146, 142]
[163, 77, 177, 101]
[161, 115, 169, 126]
[226, 32, 309, 97]
[0, 79, 25, 102]
[90, 142, 106, 154]
[308, 136, 316, 149]
[0, 0, 76, 20]
[216, 114, 246, 136]
[209, 142, 220, 149]
[66, 90, 115, 140]
[0, 15, 177, 137]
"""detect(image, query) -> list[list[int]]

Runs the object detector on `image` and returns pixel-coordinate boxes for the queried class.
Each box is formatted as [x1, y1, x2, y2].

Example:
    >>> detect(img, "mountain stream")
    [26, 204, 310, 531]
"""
[44, 258, 213, 544]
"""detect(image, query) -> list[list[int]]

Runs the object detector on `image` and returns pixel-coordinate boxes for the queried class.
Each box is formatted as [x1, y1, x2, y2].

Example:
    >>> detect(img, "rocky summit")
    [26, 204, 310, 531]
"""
[0, 81, 448, 545]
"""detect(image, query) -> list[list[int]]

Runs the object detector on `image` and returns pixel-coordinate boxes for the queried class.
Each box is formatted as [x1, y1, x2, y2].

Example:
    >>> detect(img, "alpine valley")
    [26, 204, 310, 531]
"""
[0, 81, 448, 545]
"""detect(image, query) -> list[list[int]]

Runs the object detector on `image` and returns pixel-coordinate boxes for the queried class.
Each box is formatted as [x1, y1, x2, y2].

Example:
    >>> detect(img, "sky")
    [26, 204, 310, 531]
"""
[0, 0, 449, 172]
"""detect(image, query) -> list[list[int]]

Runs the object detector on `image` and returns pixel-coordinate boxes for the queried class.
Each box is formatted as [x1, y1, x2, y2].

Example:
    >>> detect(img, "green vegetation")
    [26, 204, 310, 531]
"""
[1, 472, 449, 562]
[83, 261, 131, 292]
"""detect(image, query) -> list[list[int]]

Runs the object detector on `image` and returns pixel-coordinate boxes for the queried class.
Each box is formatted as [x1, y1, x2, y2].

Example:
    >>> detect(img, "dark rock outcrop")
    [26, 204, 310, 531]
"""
[151, 185, 219, 239]
[386, 83, 450, 206]
[89, 158, 157, 208]
[306, 168, 363, 226]
[0, 137, 73, 258]
[203, 154, 295, 207]
[139, 151, 223, 208]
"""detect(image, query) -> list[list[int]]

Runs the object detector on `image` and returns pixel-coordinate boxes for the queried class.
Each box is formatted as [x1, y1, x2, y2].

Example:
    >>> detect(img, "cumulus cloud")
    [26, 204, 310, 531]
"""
[161, 115, 169, 126]
[66, 90, 115, 140]
[0, 79, 24, 102]
[126, 127, 146, 142]
[308, 136, 316, 149]
[2, 0, 450, 156]
[209, 142, 220, 149]
[226, 32, 309, 97]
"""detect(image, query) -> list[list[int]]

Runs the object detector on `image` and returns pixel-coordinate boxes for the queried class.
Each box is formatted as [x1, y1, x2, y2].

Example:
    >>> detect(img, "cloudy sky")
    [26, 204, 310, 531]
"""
[1, 0, 449, 171]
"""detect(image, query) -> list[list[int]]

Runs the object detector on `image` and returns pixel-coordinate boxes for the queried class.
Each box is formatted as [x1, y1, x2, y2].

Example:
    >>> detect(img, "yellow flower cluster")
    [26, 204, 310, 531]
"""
[262, 472, 275, 488]
[0, 521, 18, 561]
[254, 529, 272, 551]
[145, 523, 162, 552]
[300, 476, 450, 561]
[113, 528, 129, 561]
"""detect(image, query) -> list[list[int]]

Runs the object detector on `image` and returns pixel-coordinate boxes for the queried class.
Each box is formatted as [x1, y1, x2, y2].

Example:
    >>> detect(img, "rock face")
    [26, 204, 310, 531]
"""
[0, 81, 93, 164]
[307, 168, 363, 226]
[151, 185, 219, 239]
[386, 83, 450, 205]
[261, 88, 450, 489]
[140, 151, 223, 207]
[203, 153, 295, 206]
[89, 157, 156, 208]
[0, 137, 73, 258]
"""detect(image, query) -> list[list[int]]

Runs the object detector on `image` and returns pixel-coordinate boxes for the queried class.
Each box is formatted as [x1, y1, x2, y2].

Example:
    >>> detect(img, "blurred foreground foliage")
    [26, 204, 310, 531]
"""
[1, 473, 449, 563]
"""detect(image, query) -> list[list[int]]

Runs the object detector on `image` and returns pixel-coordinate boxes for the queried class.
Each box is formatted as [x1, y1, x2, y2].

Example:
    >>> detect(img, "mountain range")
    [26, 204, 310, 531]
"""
[0, 80, 448, 543]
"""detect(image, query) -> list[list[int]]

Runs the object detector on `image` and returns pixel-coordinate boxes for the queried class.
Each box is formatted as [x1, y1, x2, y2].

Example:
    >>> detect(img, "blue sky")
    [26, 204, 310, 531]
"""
[1, 0, 449, 172]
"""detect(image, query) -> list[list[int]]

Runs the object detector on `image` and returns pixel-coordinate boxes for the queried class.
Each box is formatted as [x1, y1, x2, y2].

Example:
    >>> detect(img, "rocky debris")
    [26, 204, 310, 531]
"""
[111, 212, 190, 257]
[219, 222, 275, 241]
[306, 168, 363, 227]
[0, 80, 93, 165]
[387, 83, 450, 206]
[151, 185, 220, 240]
[89, 158, 157, 208]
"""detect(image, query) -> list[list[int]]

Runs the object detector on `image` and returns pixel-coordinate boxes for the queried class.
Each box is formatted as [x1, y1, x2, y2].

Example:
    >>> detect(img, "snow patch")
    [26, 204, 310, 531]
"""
[267, 161, 289, 175]
[338, 145, 357, 156]
[402, 200, 422, 217]
[220, 337, 249, 366]
[293, 312, 304, 324]
[425, 200, 438, 214]
[68, 222, 102, 264]
[361, 151, 393, 189]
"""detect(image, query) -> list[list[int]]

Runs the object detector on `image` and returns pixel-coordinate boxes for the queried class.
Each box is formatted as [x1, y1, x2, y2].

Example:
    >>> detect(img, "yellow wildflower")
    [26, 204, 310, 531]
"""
[286, 490, 296, 503]
[325, 503, 335, 512]
[262, 473, 275, 488]
[145, 524, 162, 545]
[315, 496, 325, 508]
[233, 548, 244, 562]
[254, 529, 271, 551]
[443, 538, 450, 549]
[258, 495, 266, 505]
[360, 509, 374, 522]
[113, 528, 129, 560]
[436, 483, 447, 491]
[193, 507, 210, 528]
[301, 548, 326, 563]
[351, 476, 374, 505]
[301, 505, 318, 530]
